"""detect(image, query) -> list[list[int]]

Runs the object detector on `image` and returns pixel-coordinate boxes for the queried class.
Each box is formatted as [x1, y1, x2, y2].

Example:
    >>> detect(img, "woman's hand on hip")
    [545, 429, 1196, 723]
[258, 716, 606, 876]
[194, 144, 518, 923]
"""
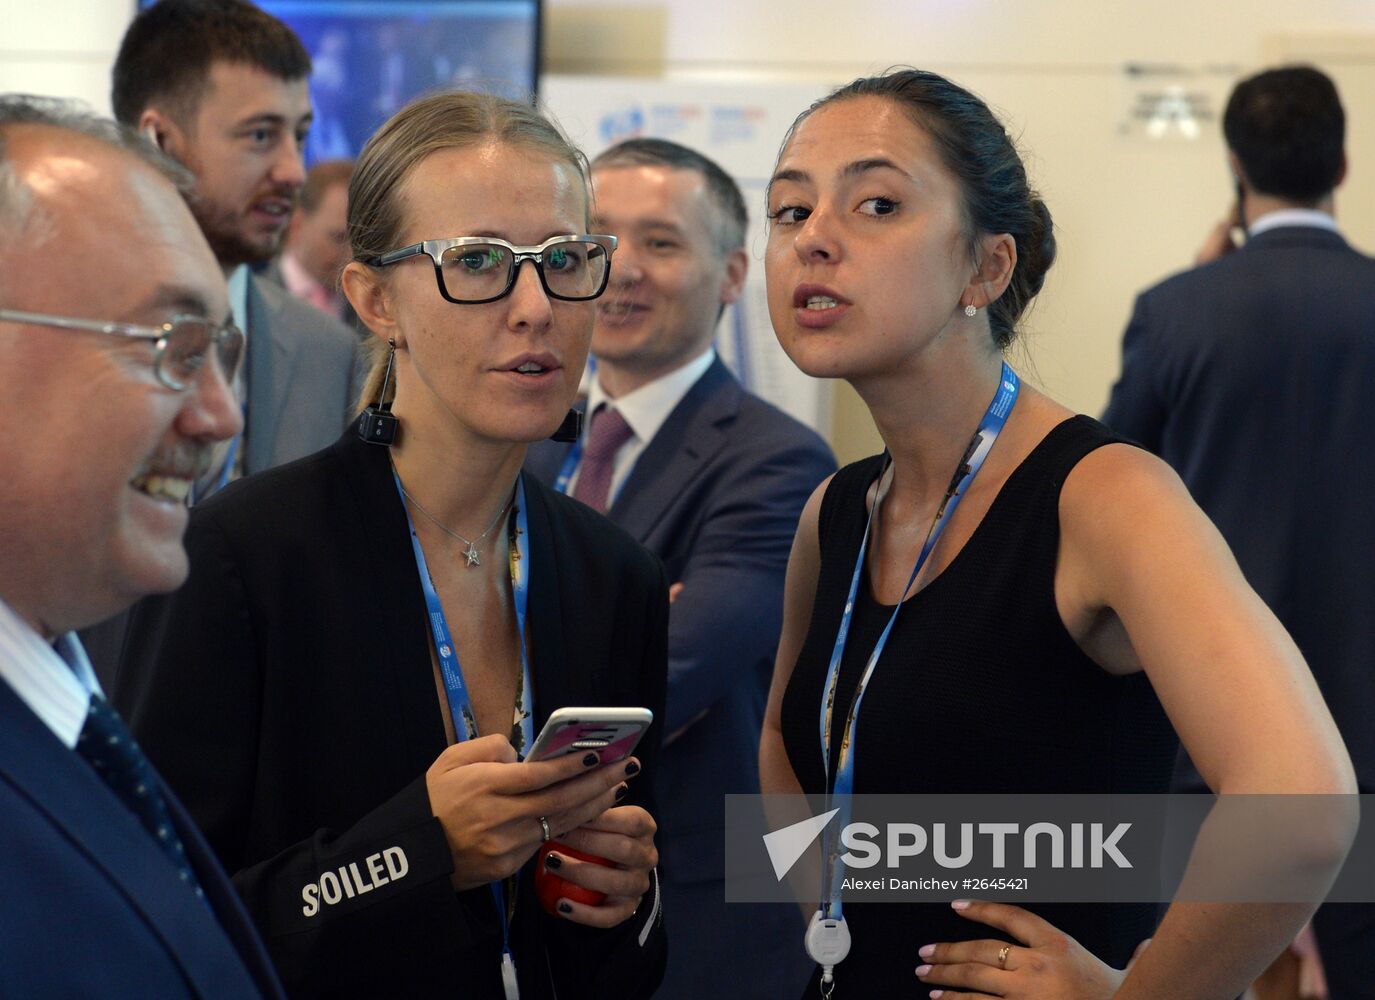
[914, 899, 1127, 999]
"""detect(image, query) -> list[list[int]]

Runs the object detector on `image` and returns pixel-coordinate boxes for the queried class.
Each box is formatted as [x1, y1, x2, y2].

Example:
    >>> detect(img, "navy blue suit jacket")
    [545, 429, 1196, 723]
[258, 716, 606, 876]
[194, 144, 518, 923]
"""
[0, 679, 283, 998]
[1103, 225, 1375, 792]
[527, 360, 835, 883]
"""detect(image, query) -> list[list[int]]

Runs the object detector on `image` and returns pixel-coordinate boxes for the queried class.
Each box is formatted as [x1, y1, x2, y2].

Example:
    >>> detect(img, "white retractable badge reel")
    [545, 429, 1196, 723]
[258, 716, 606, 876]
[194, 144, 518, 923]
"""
[805, 909, 851, 996]
[501, 951, 520, 1000]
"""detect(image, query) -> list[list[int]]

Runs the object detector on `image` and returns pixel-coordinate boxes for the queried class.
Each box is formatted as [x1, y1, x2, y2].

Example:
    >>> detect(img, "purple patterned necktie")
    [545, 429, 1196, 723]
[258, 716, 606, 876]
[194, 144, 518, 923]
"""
[572, 405, 634, 512]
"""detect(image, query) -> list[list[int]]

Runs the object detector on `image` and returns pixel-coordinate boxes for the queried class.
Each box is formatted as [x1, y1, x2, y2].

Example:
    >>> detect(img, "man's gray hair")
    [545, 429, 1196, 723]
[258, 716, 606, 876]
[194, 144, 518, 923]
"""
[0, 94, 193, 237]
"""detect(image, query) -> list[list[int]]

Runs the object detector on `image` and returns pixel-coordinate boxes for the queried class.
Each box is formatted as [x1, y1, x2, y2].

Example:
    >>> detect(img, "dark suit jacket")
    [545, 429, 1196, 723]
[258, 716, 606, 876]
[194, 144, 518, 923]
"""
[115, 425, 668, 999]
[1103, 225, 1375, 792]
[527, 360, 835, 884]
[0, 679, 283, 999]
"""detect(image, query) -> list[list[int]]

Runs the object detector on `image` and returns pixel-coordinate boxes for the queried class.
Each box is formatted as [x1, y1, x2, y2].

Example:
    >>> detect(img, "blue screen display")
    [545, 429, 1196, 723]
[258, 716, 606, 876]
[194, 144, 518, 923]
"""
[136, 0, 541, 162]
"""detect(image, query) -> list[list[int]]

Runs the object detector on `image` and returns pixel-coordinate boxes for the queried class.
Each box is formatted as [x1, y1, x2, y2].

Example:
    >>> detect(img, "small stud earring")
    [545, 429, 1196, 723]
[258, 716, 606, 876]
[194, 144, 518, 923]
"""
[964, 304, 977, 318]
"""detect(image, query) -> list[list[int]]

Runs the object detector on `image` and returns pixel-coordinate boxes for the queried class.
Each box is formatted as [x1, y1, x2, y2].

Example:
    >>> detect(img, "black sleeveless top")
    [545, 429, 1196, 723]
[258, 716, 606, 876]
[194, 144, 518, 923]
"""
[780, 416, 1177, 995]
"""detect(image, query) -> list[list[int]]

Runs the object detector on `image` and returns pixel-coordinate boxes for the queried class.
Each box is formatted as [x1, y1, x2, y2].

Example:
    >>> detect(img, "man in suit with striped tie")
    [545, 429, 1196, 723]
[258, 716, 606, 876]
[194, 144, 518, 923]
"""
[0, 96, 283, 998]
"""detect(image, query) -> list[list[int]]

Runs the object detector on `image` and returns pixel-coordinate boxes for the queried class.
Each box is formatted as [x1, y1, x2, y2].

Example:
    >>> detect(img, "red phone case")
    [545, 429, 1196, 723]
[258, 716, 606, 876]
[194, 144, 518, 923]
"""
[534, 841, 615, 914]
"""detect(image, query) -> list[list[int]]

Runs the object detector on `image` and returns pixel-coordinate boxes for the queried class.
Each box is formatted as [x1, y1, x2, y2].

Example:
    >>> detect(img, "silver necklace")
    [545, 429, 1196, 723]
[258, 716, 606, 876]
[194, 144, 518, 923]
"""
[399, 482, 513, 568]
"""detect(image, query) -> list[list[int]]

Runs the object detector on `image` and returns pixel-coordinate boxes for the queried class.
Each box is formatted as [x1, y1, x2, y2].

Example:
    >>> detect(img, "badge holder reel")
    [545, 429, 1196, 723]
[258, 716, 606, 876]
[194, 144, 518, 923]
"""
[806, 909, 851, 997]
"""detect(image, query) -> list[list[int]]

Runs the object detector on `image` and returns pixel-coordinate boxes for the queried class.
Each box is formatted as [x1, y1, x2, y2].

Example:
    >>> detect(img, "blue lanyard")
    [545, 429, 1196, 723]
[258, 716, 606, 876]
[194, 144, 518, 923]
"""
[190, 410, 245, 505]
[552, 435, 584, 495]
[817, 363, 1019, 920]
[552, 356, 596, 493]
[550, 423, 639, 506]
[212, 432, 241, 493]
[393, 470, 535, 988]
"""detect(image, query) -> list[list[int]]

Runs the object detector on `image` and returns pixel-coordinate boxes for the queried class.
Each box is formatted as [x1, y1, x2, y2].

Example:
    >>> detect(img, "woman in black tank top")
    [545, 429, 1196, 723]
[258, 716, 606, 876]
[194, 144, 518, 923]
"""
[759, 70, 1355, 999]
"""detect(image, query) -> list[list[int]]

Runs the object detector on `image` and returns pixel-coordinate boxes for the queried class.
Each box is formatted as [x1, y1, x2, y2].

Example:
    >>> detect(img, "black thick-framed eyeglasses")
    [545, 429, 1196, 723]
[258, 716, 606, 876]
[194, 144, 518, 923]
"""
[0, 308, 244, 391]
[365, 234, 618, 305]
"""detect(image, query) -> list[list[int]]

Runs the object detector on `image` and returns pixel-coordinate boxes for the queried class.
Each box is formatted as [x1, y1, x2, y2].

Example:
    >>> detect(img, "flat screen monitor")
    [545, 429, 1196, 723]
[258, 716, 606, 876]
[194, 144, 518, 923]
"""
[134, 0, 542, 162]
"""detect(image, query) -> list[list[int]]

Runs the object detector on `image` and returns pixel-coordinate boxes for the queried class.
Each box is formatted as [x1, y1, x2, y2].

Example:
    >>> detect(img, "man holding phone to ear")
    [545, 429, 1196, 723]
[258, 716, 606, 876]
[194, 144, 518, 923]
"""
[78, 0, 365, 690]
[1104, 64, 1375, 994]
[112, 0, 363, 500]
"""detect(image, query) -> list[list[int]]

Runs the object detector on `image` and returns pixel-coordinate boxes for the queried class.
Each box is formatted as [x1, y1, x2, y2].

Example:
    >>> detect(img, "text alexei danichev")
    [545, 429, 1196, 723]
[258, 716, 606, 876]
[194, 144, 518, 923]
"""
[842, 877, 961, 891]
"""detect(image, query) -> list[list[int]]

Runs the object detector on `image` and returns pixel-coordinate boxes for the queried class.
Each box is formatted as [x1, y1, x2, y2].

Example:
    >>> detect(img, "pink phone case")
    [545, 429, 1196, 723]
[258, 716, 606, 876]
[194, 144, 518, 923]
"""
[533, 719, 645, 763]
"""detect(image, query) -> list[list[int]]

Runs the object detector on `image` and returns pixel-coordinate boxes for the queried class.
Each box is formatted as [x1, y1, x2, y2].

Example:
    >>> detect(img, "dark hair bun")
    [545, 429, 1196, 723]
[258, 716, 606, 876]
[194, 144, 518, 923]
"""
[993, 197, 1056, 347]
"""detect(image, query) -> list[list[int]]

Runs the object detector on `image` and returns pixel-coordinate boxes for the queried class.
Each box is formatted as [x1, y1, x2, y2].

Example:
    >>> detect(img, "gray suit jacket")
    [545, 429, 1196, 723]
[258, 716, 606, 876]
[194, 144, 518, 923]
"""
[243, 274, 366, 475]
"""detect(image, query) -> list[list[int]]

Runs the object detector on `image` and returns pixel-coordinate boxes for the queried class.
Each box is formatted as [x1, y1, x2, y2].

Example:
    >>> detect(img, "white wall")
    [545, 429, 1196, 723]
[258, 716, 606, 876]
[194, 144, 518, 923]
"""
[545, 0, 1375, 76]
[0, 1, 129, 113]
[6, 0, 1374, 460]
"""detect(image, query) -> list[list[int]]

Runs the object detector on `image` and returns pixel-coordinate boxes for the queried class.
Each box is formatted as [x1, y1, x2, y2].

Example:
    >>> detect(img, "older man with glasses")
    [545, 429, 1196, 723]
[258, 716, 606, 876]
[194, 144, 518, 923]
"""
[0, 95, 282, 998]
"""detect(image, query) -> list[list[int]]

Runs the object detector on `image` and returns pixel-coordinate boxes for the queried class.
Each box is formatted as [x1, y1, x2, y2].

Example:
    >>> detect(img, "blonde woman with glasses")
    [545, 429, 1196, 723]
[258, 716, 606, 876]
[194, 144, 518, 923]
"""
[117, 92, 667, 1000]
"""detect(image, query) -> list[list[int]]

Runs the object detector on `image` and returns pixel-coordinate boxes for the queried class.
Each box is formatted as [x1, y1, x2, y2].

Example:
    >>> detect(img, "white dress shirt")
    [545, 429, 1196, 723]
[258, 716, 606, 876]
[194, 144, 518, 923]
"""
[280, 251, 345, 319]
[570, 348, 717, 502]
[1248, 208, 1340, 238]
[0, 598, 99, 748]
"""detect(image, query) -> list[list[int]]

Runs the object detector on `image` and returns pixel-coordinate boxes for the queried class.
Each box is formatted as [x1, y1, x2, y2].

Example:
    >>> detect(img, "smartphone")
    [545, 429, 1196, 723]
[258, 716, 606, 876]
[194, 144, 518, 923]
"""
[525, 706, 653, 764]
[1232, 180, 1248, 243]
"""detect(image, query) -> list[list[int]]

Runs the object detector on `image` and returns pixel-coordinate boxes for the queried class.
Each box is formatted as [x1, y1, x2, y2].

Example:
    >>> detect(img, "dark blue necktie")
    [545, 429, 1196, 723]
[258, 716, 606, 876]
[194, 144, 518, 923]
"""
[75, 693, 205, 900]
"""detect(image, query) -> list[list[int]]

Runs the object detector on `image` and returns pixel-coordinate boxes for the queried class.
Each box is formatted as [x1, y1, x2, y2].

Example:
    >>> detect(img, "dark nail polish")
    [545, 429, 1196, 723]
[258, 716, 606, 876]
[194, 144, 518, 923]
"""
[545, 852, 562, 870]
[582, 752, 600, 767]
[558, 902, 573, 914]
[615, 783, 628, 801]
[624, 760, 640, 777]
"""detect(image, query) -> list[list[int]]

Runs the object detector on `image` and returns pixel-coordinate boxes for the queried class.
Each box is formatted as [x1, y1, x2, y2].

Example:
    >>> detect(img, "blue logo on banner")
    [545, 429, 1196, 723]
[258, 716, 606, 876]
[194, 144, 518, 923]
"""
[649, 104, 703, 137]
[599, 106, 644, 145]
[710, 106, 764, 145]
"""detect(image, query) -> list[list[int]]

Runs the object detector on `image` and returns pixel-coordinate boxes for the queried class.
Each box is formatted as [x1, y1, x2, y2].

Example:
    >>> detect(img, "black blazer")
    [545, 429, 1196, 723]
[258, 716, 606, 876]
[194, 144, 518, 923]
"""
[116, 425, 669, 999]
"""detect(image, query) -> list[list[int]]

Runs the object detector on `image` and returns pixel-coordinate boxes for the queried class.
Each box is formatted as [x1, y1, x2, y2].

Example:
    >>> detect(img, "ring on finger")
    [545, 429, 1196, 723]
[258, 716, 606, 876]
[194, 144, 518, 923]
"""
[539, 816, 552, 842]
[997, 944, 1011, 969]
